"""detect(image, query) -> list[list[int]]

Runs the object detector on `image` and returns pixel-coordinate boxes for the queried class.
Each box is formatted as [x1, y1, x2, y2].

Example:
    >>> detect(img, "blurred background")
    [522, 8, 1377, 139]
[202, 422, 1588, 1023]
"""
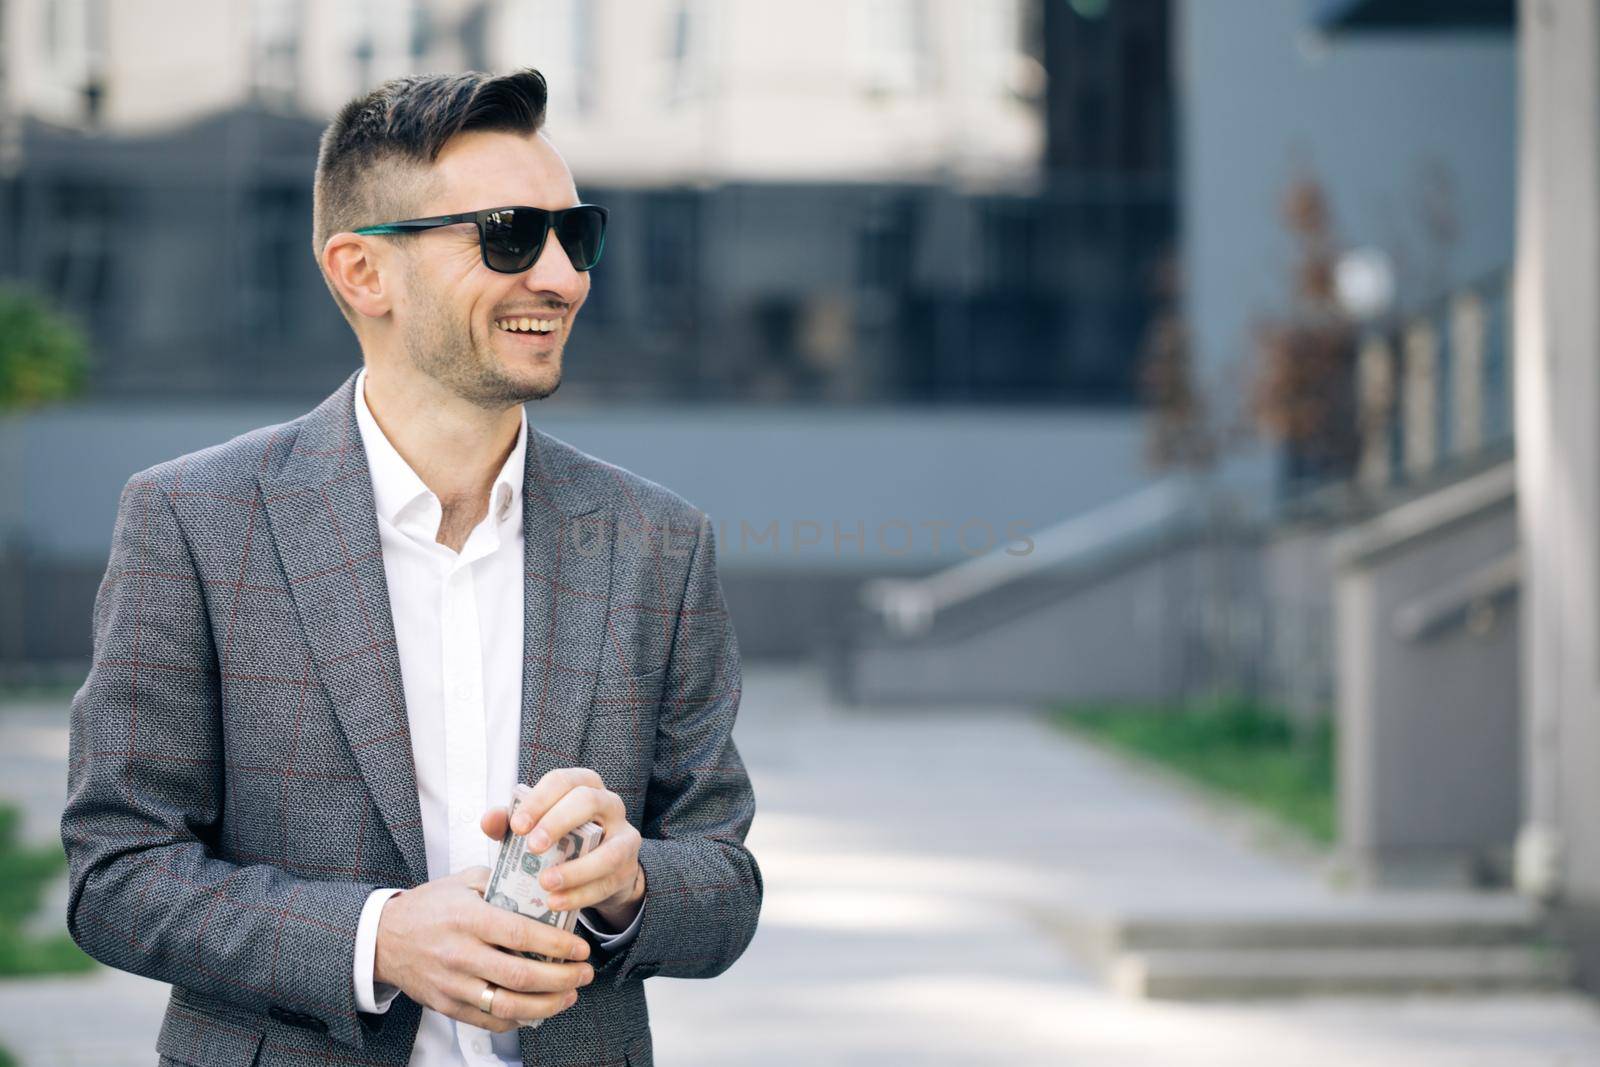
[4, 0, 1600, 1064]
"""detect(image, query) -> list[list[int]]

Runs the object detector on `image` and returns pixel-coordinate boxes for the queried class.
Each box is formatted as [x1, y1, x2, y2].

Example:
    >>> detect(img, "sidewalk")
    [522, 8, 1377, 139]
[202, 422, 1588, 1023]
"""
[5, 665, 1600, 1065]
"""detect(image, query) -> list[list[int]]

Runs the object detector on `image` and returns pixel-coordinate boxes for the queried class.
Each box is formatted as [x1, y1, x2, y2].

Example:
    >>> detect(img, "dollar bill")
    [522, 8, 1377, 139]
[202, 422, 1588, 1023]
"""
[483, 784, 603, 1028]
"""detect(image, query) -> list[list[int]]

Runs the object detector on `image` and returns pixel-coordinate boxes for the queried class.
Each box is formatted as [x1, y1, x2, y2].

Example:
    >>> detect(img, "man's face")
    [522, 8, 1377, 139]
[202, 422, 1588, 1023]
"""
[389, 129, 591, 408]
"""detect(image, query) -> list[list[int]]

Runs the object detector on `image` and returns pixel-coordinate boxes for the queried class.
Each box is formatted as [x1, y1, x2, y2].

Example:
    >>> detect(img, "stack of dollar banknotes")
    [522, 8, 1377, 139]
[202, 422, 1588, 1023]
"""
[484, 784, 604, 1030]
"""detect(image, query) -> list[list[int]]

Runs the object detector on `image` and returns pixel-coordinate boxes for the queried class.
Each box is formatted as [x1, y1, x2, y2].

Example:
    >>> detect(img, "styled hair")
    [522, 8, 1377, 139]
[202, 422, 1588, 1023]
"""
[312, 68, 550, 323]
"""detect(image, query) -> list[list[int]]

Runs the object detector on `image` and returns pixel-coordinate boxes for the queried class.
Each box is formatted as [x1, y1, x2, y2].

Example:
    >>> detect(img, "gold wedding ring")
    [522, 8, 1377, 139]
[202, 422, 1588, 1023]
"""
[479, 982, 498, 1015]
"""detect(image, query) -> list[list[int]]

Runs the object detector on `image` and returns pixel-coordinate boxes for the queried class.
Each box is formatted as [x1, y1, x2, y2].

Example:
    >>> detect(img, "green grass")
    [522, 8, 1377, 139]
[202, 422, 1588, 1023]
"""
[0, 1043, 16, 1067]
[1051, 695, 1336, 845]
[0, 804, 95, 977]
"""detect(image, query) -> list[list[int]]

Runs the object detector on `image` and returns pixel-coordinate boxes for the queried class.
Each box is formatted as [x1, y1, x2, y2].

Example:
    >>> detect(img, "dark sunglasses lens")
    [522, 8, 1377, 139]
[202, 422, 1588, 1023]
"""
[481, 208, 545, 272]
[555, 207, 607, 271]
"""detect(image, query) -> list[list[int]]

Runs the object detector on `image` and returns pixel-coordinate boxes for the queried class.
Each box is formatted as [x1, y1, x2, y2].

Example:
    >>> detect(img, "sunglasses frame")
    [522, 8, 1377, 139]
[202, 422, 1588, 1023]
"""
[353, 203, 609, 273]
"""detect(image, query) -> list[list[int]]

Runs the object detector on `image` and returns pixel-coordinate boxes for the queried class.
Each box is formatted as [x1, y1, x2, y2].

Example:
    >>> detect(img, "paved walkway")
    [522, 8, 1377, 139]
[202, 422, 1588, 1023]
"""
[5, 665, 1600, 1065]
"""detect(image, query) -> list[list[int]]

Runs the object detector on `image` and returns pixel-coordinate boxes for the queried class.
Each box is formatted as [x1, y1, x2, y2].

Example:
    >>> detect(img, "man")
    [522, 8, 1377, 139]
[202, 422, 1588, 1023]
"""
[60, 68, 761, 1067]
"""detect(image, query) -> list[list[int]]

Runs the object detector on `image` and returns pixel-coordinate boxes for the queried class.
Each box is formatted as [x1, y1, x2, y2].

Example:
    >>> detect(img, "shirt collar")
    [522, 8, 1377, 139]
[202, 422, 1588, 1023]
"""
[353, 365, 526, 530]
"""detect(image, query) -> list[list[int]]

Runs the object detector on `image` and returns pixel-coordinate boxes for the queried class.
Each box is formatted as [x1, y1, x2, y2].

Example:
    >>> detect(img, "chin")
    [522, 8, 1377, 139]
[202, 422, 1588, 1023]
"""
[515, 363, 562, 400]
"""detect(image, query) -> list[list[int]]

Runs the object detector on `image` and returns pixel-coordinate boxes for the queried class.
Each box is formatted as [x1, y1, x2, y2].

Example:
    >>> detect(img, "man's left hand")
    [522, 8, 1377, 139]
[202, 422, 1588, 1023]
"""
[479, 768, 645, 933]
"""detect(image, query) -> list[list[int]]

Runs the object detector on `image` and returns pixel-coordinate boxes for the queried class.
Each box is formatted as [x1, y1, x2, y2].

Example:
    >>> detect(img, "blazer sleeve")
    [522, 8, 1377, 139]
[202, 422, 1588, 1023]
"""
[60, 469, 384, 1049]
[593, 510, 763, 986]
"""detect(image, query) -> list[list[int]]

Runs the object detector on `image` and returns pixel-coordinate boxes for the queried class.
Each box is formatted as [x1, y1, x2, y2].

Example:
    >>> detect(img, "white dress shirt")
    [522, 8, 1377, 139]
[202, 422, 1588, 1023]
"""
[349, 366, 641, 1066]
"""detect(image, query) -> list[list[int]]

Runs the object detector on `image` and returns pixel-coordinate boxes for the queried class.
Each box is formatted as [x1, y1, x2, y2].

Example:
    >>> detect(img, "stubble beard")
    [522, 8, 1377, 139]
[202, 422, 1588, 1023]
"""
[401, 279, 564, 409]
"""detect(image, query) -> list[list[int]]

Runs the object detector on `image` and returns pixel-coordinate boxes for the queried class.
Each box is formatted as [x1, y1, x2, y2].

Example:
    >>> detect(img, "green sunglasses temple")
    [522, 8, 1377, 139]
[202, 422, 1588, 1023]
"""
[352, 205, 607, 271]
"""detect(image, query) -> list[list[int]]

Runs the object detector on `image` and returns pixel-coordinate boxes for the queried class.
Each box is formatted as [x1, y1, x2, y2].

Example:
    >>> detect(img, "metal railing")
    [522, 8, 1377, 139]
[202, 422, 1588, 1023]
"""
[1355, 269, 1514, 496]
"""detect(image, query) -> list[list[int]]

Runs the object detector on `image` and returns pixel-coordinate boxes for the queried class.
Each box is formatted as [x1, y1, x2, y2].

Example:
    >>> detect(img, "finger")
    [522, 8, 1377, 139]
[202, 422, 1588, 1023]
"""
[434, 995, 521, 1033]
[451, 865, 493, 895]
[441, 966, 579, 1023]
[439, 970, 578, 1026]
[528, 785, 620, 853]
[480, 807, 510, 842]
[541, 828, 639, 896]
[549, 859, 642, 914]
[470, 900, 592, 961]
[492, 986, 579, 1024]
[549, 865, 640, 914]
[511, 768, 604, 836]
[430, 970, 513, 1027]
[472, 945, 594, 995]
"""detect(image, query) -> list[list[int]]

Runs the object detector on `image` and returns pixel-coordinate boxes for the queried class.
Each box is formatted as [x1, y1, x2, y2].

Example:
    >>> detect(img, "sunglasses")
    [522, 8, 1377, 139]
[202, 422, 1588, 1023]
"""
[353, 203, 609, 273]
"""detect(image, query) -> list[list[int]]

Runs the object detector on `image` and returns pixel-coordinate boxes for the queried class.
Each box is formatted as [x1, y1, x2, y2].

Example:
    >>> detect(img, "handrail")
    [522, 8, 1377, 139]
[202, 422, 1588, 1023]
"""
[1391, 550, 1520, 643]
[1331, 461, 1515, 569]
[860, 479, 1202, 637]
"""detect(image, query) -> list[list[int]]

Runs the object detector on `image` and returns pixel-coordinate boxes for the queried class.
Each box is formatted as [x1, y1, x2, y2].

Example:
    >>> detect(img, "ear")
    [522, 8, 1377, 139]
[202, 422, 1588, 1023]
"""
[322, 232, 395, 320]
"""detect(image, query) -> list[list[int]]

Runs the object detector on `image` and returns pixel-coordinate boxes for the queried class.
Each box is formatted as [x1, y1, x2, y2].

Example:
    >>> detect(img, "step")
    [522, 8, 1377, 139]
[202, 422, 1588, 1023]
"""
[1113, 910, 1550, 952]
[1113, 945, 1577, 1000]
[1033, 894, 1551, 961]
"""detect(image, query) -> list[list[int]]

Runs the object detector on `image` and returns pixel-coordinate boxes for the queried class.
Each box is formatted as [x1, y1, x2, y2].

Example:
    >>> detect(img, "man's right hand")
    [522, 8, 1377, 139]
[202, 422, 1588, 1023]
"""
[372, 867, 593, 1032]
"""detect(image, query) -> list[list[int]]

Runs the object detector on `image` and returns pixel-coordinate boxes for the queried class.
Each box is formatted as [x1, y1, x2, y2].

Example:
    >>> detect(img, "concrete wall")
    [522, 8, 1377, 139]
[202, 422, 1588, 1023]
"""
[0, 391, 1154, 666]
[1333, 466, 1520, 889]
[1513, 0, 1600, 992]
[843, 527, 1263, 708]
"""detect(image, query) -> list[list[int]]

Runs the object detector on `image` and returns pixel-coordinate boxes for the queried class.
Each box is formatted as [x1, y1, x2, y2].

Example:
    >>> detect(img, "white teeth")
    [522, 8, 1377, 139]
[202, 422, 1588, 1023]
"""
[497, 317, 560, 333]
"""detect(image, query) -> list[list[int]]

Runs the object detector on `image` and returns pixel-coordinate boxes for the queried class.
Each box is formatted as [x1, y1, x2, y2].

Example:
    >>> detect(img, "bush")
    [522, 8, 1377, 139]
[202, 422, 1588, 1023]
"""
[0, 284, 90, 410]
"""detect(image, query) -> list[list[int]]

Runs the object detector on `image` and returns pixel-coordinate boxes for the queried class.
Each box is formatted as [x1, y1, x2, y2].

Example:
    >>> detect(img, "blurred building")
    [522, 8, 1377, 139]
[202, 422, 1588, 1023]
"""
[837, 0, 1600, 1005]
[0, 0, 1179, 671]
[3, 0, 1042, 181]
[0, 0, 1136, 406]
[1281, 0, 1600, 1002]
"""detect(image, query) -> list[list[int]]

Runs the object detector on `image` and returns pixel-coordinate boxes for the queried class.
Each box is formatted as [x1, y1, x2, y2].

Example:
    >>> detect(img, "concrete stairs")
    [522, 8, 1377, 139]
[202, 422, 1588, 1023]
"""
[1037, 895, 1575, 1000]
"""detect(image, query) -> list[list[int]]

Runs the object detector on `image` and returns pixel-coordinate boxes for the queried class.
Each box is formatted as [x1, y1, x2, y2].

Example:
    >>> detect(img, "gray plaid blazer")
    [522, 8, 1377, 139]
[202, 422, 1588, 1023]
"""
[60, 368, 761, 1067]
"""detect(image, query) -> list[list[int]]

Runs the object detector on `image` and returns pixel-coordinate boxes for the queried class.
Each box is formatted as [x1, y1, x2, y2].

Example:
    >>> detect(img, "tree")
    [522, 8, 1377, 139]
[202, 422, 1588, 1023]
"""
[1248, 173, 1360, 489]
[0, 284, 90, 410]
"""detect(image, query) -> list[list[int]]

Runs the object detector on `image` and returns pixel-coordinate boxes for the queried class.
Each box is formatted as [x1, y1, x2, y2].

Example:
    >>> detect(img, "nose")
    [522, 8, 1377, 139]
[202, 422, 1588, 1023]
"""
[521, 223, 587, 302]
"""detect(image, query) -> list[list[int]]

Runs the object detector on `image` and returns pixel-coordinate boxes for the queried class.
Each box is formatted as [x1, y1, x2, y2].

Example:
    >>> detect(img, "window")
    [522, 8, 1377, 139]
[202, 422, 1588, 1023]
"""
[641, 189, 700, 323]
[858, 196, 916, 292]
[249, 0, 301, 109]
[243, 183, 303, 340]
[41, 0, 103, 124]
[966, 0, 1030, 100]
[851, 0, 929, 96]
[346, 0, 421, 93]
[501, 0, 595, 114]
[667, 0, 720, 106]
[43, 178, 113, 324]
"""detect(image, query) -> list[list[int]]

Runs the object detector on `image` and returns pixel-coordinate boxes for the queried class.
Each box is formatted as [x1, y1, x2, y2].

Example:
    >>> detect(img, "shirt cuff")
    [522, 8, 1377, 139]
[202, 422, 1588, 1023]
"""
[354, 887, 405, 1014]
[577, 899, 644, 950]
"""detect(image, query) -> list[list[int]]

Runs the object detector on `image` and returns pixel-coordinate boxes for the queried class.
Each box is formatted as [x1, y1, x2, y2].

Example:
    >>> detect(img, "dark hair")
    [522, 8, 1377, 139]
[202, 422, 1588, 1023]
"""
[312, 68, 550, 322]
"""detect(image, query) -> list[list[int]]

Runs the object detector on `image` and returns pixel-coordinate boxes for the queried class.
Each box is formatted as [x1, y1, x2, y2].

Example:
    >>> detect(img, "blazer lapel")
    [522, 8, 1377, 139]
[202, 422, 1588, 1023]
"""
[257, 372, 616, 886]
[259, 370, 429, 885]
[517, 426, 614, 790]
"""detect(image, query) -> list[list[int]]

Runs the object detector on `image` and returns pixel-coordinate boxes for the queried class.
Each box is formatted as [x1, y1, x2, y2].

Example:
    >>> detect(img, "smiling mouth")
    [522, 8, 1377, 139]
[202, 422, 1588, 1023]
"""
[494, 315, 563, 334]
